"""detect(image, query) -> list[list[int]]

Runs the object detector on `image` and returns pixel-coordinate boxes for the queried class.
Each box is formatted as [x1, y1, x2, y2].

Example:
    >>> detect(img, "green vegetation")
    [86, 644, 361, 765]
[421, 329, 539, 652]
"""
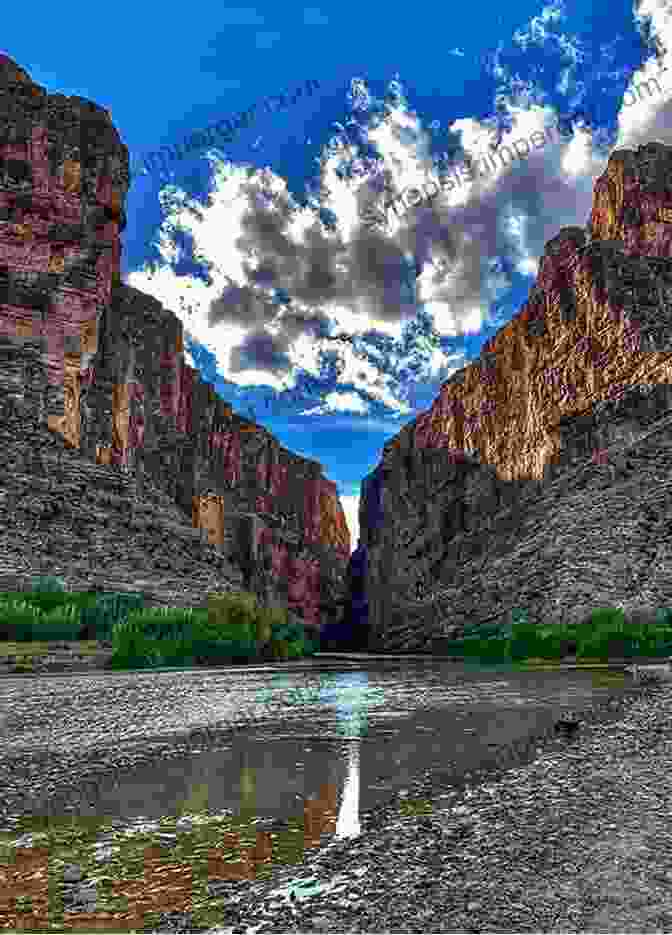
[7, 582, 672, 672]
[29, 574, 67, 593]
[0, 580, 318, 671]
[0, 779, 439, 933]
[442, 605, 672, 666]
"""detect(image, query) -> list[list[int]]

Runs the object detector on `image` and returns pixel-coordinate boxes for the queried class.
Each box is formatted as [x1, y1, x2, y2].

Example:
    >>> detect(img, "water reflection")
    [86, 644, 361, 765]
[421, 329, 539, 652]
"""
[3, 660, 636, 840]
[335, 741, 360, 840]
[0, 659, 641, 931]
[326, 671, 371, 842]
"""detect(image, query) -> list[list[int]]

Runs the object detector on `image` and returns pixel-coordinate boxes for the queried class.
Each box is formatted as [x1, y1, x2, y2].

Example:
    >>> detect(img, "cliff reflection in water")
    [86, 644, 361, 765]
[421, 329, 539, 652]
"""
[0, 660, 642, 930]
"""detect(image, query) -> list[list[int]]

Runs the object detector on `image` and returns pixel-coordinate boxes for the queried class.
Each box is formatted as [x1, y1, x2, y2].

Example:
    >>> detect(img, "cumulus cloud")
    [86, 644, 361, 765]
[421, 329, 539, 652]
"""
[127, 0, 670, 447]
[614, 0, 672, 148]
[301, 391, 371, 417]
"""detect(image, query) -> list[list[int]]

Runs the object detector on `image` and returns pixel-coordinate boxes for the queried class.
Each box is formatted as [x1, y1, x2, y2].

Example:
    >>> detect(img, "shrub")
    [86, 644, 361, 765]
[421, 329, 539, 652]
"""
[17, 578, 81, 619]
[254, 605, 288, 654]
[206, 591, 258, 643]
[30, 575, 66, 593]
[436, 637, 470, 656]
[1, 589, 87, 619]
[463, 638, 505, 661]
[254, 607, 274, 646]
[262, 608, 305, 646]
[590, 607, 626, 631]
[130, 606, 200, 641]
[576, 632, 608, 660]
[80, 592, 145, 643]
[0, 597, 81, 642]
[0, 598, 41, 641]
[656, 607, 672, 628]
[170, 595, 262, 665]
[192, 639, 246, 665]
[302, 636, 319, 656]
[264, 639, 289, 660]
[472, 622, 510, 639]
[109, 619, 156, 670]
[506, 637, 537, 661]
[286, 639, 306, 659]
[108, 606, 218, 668]
[29, 603, 81, 642]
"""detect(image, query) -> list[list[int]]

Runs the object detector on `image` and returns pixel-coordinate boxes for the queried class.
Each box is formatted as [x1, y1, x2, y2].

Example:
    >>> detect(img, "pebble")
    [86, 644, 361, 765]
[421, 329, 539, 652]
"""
[62, 863, 84, 884]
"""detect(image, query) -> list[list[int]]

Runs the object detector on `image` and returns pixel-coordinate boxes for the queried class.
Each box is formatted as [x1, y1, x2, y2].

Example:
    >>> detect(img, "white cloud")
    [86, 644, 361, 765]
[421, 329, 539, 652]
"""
[301, 391, 370, 416]
[612, 15, 672, 150]
[127, 3, 671, 460]
[339, 495, 360, 551]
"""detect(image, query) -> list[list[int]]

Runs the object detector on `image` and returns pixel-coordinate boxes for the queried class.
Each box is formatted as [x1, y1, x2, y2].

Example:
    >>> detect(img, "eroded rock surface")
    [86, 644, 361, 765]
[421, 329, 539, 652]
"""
[0, 54, 349, 628]
[356, 141, 672, 650]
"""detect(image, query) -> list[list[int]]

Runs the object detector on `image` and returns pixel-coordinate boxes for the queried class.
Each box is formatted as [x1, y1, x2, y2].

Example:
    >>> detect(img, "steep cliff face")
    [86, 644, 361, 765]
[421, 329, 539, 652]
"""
[0, 54, 349, 626]
[322, 539, 369, 648]
[358, 140, 672, 651]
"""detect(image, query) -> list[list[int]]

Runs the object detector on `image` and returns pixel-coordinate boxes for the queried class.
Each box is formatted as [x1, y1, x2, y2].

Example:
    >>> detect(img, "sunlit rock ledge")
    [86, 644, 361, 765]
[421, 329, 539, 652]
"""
[354, 141, 672, 650]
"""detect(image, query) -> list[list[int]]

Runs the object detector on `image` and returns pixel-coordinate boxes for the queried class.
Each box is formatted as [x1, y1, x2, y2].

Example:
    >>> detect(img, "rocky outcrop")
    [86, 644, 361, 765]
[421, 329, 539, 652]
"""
[0, 54, 349, 629]
[358, 140, 672, 651]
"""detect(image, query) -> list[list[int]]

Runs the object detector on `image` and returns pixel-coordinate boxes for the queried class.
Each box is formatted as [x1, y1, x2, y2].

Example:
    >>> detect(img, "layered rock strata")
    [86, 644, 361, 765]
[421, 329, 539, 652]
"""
[0, 54, 349, 630]
[356, 140, 672, 651]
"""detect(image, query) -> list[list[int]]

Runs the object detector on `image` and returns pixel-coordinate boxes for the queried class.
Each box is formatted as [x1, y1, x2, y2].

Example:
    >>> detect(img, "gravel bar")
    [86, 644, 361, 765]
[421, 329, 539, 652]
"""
[2, 671, 670, 933]
[153, 679, 672, 935]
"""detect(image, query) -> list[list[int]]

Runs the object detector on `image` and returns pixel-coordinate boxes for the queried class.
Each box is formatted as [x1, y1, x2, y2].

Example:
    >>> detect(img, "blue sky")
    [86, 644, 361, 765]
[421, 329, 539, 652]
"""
[4, 0, 669, 550]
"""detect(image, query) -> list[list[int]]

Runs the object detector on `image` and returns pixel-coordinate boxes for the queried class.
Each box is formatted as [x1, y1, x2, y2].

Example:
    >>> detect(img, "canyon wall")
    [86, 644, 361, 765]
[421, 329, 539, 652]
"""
[0, 54, 350, 628]
[357, 140, 672, 651]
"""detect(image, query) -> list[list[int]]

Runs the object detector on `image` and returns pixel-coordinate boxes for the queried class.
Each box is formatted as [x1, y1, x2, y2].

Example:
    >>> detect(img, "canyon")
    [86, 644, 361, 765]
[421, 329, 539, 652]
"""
[0, 53, 350, 635]
[5, 50, 672, 655]
[355, 140, 672, 650]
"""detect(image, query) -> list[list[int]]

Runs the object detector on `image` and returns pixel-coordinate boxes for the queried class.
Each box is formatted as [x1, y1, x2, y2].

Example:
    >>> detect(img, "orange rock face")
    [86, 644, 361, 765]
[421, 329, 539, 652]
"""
[403, 233, 669, 481]
[359, 141, 672, 649]
[318, 478, 351, 559]
[192, 492, 227, 547]
[375, 143, 672, 490]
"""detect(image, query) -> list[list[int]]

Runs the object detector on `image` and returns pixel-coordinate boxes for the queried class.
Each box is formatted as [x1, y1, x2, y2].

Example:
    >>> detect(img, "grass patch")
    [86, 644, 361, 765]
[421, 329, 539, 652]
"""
[0, 640, 101, 657]
[398, 798, 434, 818]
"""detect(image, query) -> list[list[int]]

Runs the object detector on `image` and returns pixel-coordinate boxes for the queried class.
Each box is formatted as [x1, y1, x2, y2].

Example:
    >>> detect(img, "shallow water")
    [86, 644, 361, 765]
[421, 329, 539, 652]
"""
[0, 655, 637, 838]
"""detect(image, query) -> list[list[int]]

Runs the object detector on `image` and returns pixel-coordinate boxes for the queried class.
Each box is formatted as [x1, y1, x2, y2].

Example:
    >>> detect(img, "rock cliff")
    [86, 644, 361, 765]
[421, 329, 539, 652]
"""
[0, 54, 349, 629]
[356, 140, 672, 651]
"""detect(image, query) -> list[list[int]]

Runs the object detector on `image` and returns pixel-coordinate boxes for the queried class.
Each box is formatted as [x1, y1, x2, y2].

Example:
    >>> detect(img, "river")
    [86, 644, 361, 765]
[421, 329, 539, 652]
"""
[0, 653, 638, 839]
